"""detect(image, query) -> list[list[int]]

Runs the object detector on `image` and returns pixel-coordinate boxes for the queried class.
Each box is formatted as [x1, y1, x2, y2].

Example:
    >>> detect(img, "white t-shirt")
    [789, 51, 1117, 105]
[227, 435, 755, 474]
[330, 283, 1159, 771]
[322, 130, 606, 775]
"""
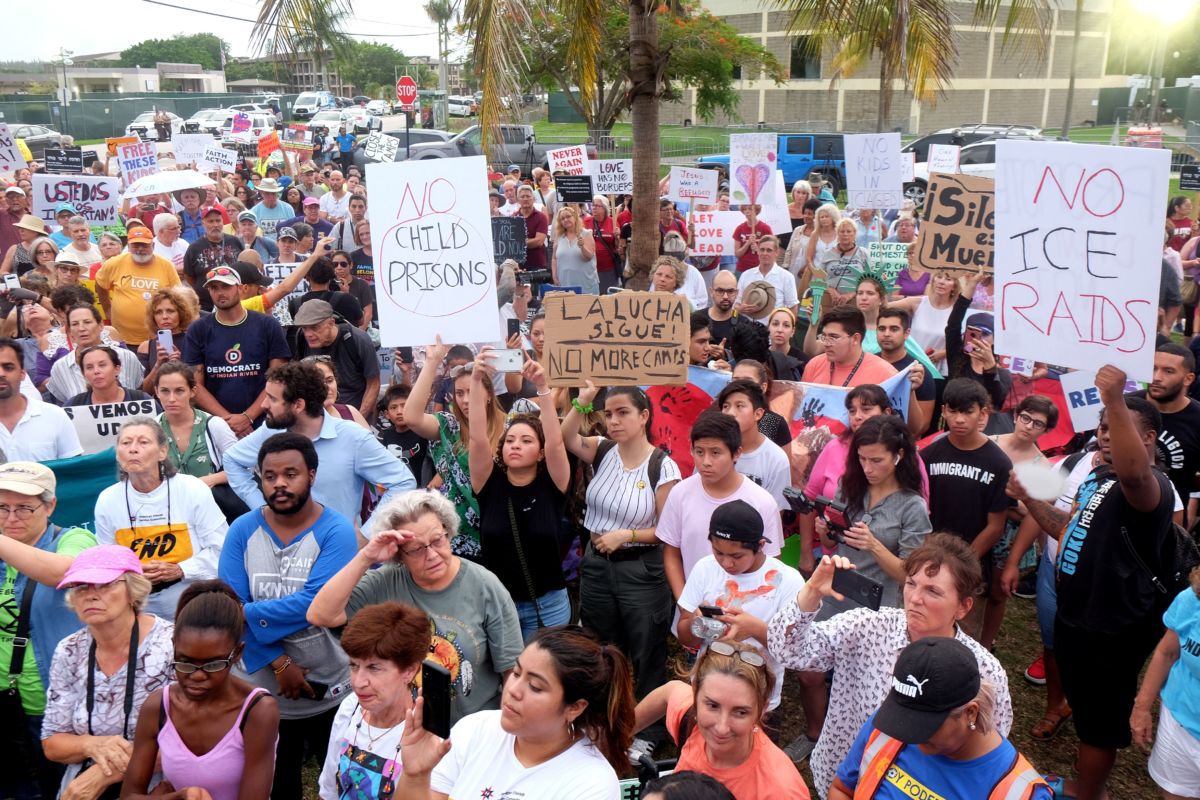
[734, 437, 791, 510]
[676, 263, 709, 310]
[679, 554, 806, 710]
[582, 442, 682, 539]
[154, 237, 189, 273]
[735, 264, 799, 309]
[430, 710, 621, 800]
[319, 190, 352, 221]
[0, 396, 83, 461]
[319, 695, 406, 800]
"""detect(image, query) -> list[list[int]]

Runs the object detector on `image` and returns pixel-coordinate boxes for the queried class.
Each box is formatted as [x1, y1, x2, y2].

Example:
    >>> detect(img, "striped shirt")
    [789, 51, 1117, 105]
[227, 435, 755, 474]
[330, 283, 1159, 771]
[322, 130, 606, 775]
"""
[582, 441, 681, 547]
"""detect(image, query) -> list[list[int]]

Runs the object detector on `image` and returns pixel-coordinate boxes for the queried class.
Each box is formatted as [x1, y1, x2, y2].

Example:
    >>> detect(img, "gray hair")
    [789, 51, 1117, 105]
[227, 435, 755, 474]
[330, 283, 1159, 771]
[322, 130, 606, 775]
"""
[67, 571, 153, 614]
[67, 215, 88, 229]
[152, 213, 179, 236]
[116, 416, 178, 481]
[815, 202, 841, 227]
[99, 232, 123, 247]
[371, 490, 460, 541]
[28, 236, 58, 259]
[791, 180, 813, 197]
[953, 679, 998, 736]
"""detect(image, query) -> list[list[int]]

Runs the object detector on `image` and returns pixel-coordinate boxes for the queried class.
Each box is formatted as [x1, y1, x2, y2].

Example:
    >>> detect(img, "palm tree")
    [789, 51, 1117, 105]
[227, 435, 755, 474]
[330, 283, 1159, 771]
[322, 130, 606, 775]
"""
[424, 0, 457, 94]
[252, 0, 352, 91]
[778, 0, 1054, 132]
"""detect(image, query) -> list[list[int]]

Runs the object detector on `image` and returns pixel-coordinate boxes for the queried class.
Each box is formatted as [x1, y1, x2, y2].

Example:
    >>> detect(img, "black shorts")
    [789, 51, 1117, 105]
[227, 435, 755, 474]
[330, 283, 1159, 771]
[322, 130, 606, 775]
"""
[1055, 617, 1164, 749]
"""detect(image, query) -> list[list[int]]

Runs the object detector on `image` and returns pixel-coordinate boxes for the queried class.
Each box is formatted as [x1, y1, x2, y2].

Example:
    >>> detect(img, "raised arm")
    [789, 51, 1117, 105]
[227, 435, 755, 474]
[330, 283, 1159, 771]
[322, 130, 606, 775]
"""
[404, 337, 449, 440]
[1096, 364, 1161, 512]
[308, 531, 413, 627]
[559, 380, 600, 462]
[262, 238, 329, 306]
[467, 352, 497, 494]
[525, 358, 570, 493]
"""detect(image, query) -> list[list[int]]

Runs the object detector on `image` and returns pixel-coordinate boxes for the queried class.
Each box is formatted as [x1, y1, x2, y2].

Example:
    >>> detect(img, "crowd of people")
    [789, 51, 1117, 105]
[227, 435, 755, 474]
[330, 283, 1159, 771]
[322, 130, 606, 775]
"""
[0, 147, 1198, 800]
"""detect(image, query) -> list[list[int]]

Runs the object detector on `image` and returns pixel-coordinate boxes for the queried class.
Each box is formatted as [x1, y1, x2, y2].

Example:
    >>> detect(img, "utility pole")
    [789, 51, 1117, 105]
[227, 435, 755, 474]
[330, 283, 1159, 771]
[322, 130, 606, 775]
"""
[56, 47, 74, 138]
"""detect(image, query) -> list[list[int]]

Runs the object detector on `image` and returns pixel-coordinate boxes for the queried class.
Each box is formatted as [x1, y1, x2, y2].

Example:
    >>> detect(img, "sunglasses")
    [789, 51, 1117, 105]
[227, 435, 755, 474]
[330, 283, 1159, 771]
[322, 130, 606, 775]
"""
[206, 266, 237, 280]
[331, 260, 350, 267]
[172, 647, 238, 675]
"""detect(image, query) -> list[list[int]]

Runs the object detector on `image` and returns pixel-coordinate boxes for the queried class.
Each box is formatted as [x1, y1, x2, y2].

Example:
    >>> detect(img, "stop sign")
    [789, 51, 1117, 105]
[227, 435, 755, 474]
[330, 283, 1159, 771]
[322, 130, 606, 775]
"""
[396, 76, 418, 107]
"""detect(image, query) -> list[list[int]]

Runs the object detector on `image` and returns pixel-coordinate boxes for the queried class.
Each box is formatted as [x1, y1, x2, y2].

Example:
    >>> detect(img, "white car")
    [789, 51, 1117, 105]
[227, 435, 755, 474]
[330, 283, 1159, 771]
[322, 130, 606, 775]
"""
[366, 99, 391, 116]
[448, 96, 474, 117]
[906, 138, 1049, 206]
[221, 112, 277, 145]
[226, 102, 281, 126]
[183, 109, 229, 137]
[126, 111, 183, 141]
[342, 108, 381, 133]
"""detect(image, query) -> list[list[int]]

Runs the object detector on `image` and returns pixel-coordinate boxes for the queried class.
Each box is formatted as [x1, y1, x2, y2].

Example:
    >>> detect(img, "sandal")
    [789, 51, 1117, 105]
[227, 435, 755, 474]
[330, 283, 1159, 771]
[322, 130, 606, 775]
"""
[1042, 774, 1074, 799]
[1031, 708, 1072, 741]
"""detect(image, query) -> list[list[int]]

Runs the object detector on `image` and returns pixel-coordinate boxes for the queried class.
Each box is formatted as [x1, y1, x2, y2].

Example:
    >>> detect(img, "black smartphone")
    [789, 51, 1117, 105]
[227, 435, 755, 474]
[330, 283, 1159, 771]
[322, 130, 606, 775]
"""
[397, 346, 414, 363]
[507, 318, 521, 339]
[832, 569, 884, 611]
[421, 661, 452, 739]
[306, 679, 330, 700]
[698, 604, 723, 618]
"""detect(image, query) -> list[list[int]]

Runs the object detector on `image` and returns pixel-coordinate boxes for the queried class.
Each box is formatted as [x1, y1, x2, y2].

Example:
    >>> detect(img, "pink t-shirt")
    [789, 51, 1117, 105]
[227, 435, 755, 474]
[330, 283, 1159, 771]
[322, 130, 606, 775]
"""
[801, 352, 897, 387]
[657, 474, 784, 578]
[805, 435, 930, 501]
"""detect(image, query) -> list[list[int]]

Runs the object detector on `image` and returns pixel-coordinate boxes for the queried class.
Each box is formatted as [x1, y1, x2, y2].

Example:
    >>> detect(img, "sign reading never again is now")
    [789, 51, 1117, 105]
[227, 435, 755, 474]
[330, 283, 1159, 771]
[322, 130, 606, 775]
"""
[542, 293, 690, 387]
[366, 155, 500, 346]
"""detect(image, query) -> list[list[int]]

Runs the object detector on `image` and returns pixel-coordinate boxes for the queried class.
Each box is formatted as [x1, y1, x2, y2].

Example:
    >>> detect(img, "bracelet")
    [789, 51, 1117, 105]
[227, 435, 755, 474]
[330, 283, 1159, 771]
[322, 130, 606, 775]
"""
[272, 656, 292, 675]
[536, 388, 552, 397]
[629, 528, 637, 543]
[571, 398, 594, 415]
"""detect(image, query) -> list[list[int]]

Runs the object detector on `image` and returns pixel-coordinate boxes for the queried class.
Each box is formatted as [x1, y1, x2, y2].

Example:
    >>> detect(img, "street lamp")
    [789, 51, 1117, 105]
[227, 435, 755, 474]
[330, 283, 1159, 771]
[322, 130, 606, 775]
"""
[1129, 0, 1196, 125]
[56, 48, 74, 136]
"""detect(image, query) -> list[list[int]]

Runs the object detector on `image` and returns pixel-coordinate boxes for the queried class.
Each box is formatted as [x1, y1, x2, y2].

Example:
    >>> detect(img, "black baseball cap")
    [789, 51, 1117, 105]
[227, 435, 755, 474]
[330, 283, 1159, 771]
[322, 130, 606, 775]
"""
[708, 499, 765, 545]
[234, 261, 272, 288]
[964, 311, 994, 336]
[873, 637, 981, 744]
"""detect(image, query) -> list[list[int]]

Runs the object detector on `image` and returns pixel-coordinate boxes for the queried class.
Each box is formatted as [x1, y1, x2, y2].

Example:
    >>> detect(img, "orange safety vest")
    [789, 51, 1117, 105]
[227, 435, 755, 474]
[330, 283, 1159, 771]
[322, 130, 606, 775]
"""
[854, 728, 1047, 800]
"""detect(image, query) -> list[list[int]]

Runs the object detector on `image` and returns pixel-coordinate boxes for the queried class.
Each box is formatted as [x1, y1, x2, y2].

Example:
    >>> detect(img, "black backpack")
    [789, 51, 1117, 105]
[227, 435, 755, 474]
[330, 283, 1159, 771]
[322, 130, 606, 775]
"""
[593, 439, 668, 491]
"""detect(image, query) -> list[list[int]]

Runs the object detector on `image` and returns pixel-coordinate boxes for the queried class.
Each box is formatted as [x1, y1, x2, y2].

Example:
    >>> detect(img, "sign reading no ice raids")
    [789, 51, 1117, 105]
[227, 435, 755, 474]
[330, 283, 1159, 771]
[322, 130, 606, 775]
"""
[366, 156, 500, 346]
[994, 140, 1170, 383]
[543, 293, 690, 387]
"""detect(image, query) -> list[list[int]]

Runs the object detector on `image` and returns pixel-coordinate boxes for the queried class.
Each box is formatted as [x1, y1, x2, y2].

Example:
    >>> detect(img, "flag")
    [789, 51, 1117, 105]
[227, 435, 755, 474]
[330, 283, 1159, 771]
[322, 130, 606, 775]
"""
[777, 363, 914, 436]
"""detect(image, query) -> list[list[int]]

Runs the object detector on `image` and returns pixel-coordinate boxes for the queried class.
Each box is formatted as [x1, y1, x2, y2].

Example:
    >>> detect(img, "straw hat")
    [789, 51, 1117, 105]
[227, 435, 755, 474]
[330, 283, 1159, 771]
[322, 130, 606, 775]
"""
[14, 215, 46, 235]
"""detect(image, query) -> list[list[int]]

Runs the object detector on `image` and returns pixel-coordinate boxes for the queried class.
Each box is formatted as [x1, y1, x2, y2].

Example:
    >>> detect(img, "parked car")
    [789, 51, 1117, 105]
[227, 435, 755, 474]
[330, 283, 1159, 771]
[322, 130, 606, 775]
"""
[407, 123, 596, 175]
[448, 96, 475, 117]
[696, 132, 846, 193]
[183, 109, 228, 136]
[126, 111, 184, 142]
[336, 96, 353, 109]
[366, 99, 391, 116]
[306, 110, 353, 134]
[351, 128, 454, 171]
[905, 135, 1049, 206]
[9, 124, 64, 160]
[342, 108, 382, 134]
[902, 124, 1042, 162]
[352, 95, 371, 106]
[221, 111, 277, 146]
[226, 102, 281, 126]
[292, 91, 336, 121]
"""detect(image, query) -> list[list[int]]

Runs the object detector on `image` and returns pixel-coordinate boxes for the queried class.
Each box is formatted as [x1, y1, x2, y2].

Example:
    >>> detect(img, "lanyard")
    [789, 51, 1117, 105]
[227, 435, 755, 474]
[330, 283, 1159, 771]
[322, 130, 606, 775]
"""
[86, 616, 140, 740]
[830, 351, 865, 387]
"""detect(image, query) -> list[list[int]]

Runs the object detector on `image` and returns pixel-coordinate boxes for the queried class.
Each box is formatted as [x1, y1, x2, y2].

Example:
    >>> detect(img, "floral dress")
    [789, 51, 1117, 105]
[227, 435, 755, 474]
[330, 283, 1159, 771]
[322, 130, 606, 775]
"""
[432, 412, 481, 557]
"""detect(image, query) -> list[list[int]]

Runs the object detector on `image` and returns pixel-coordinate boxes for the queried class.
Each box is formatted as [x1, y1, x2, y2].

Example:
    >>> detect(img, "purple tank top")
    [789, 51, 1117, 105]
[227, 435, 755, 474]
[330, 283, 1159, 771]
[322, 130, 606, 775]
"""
[896, 268, 931, 297]
[158, 686, 269, 800]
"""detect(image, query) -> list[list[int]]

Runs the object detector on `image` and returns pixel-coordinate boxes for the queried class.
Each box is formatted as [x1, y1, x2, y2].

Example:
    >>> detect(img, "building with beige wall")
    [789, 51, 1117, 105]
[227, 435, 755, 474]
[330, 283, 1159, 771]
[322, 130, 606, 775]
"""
[664, 0, 1123, 132]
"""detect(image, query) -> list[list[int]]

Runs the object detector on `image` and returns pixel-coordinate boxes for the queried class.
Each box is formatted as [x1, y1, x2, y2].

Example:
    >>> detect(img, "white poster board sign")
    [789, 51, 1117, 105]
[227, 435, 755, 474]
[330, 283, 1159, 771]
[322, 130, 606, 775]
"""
[729, 133, 778, 207]
[691, 210, 744, 256]
[32, 174, 120, 228]
[546, 145, 590, 176]
[363, 131, 400, 163]
[668, 166, 719, 204]
[0, 124, 27, 173]
[262, 262, 309, 302]
[63, 399, 159, 455]
[844, 132, 903, 209]
[900, 151, 915, 183]
[171, 134, 211, 168]
[117, 141, 159, 184]
[755, 171, 791, 236]
[993, 140, 1170, 382]
[927, 144, 961, 174]
[202, 146, 238, 174]
[1058, 369, 1143, 431]
[366, 156, 501, 346]
[590, 159, 633, 194]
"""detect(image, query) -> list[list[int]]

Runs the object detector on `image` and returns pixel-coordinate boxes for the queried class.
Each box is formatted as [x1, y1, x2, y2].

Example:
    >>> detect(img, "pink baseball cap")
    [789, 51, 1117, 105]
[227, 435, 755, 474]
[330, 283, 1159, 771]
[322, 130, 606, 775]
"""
[302, 196, 320, 206]
[57, 545, 144, 589]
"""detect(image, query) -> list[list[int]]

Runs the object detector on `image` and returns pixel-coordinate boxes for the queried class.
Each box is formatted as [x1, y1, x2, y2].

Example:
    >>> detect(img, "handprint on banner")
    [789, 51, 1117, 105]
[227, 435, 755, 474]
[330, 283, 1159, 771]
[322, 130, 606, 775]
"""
[800, 396, 826, 429]
[646, 382, 720, 479]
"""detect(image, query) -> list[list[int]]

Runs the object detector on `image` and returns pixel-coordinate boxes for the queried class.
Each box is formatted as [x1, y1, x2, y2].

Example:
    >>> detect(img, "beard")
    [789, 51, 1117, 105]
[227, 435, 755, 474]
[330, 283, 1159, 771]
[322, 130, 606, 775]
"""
[1151, 381, 1184, 403]
[267, 484, 312, 515]
[131, 251, 153, 265]
[265, 408, 297, 429]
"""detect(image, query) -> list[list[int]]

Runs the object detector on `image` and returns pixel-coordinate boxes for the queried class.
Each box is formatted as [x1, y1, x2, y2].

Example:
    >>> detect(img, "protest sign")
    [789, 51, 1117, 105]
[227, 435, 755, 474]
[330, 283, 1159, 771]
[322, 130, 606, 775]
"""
[366, 155, 500, 346]
[543, 292, 690, 387]
[257, 132, 282, 160]
[729, 133, 778, 206]
[491, 216, 528, 265]
[845, 132, 903, 209]
[927, 144, 961, 173]
[171, 134, 211, 167]
[63, 399, 158, 455]
[1181, 165, 1200, 193]
[16, 140, 32, 163]
[690, 210, 743, 255]
[202, 146, 238, 174]
[0, 124, 28, 172]
[755, 170, 791, 235]
[44, 148, 84, 174]
[32, 174, 119, 230]
[547, 145, 590, 176]
[995, 354, 1036, 378]
[590, 159, 633, 194]
[363, 131, 400, 163]
[555, 174, 594, 203]
[867, 241, 911, 282]
[262, 262, 309, 303]
[914, 172, 995, 274]
[105, 135, 138, 157]
[230, 113, 252, 142]
[82, 151, 99, 169]
[1058, 369, 1142, 431]
[900, 151, 915, 183]
[117, 141, 159, 184]
[281, 125, 312, 155]
[993, 140, 1169, 382]
[668, 166, 719, 204]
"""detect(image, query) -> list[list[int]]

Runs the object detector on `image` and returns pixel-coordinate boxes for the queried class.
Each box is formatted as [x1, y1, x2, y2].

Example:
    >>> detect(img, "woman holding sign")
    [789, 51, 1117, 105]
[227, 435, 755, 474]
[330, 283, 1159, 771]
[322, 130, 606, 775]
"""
[551, 206, 598, 295]
[65, 345, 155, 407]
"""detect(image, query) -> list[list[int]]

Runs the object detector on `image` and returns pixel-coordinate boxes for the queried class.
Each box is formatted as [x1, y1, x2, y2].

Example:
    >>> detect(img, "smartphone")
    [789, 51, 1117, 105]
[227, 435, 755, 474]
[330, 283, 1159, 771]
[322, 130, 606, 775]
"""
[832, 569, 884, 611]
[306, 679, 330, 700]
[0, 273, 18, 294]
[506, 318, 521, 339]
[156, 329, 174, 355]
[489, 348, 525, 372]
[698, 604, 723, 618]
[396, 346, 414, 363]
[421, 661, 452, 739]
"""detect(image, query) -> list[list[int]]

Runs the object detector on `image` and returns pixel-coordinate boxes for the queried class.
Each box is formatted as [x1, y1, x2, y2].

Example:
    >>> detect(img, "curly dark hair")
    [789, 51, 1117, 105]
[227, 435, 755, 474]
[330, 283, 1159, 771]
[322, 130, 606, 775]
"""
[729, 319, 770, 363]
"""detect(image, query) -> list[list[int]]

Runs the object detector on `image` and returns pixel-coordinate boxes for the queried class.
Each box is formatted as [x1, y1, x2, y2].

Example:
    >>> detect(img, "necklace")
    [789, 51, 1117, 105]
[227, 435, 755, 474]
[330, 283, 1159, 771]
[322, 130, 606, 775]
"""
[347, 702, 404, 796]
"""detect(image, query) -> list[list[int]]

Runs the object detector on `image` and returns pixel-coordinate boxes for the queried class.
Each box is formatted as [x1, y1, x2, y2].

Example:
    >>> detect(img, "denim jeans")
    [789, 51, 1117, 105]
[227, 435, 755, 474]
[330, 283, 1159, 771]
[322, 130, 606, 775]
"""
[1036, 547, 1058, 648]
[514, 587, 571, 641]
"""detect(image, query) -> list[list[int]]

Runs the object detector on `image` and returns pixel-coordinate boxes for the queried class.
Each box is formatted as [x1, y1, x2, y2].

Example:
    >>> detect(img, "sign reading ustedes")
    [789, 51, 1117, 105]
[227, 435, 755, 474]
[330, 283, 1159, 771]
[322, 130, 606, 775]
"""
[914, 172, 995, 274]
[543, 293, 690, 387]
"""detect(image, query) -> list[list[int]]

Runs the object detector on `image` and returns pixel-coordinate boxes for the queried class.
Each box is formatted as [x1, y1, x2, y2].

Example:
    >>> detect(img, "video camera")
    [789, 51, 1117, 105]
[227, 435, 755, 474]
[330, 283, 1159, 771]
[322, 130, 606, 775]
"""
[813, 496, 850, 544]
[517, 269, 553, 286]
[783, 487, 817, 515]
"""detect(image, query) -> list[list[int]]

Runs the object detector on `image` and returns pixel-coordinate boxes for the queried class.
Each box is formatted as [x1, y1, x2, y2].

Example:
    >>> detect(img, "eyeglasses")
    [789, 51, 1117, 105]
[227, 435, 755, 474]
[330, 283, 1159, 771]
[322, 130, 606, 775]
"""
[1017, 412, 1048, 431]
[706, 640, 766, 668]
[712, 288, 737, 296]
[401, 532, 448, 557]
[816, 333, 847, 344]
[331, 260, 350, 267]
[71, 577, 125, 594]
[172, 648, 238, 675]
[0, 502, 44, 519]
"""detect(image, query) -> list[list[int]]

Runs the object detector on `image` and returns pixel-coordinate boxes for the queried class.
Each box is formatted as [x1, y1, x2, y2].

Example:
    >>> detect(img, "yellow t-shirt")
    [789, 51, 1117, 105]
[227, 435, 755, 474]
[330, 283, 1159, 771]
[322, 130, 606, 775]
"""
[94, 253, 181, 344]
[240, 293, 274, 313]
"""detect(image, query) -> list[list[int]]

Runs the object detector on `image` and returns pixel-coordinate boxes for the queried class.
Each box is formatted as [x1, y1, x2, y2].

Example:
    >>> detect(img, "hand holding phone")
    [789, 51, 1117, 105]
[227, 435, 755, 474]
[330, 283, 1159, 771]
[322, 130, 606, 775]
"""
[421, 662, 452, 739]
[156, 329, 174, 355]
[831, 568, 884, 611]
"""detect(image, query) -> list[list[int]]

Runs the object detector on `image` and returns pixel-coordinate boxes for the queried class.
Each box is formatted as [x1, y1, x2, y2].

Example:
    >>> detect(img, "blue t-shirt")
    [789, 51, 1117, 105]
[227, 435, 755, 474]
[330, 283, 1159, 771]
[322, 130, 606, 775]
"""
[183, 310, 291, 416]
[837, 715, 1052, 800]
[250, 200, 298, 242]
[281, 215, 334, 239]
[1162, 587, 1200, 739]
[337, 133, 355, 153]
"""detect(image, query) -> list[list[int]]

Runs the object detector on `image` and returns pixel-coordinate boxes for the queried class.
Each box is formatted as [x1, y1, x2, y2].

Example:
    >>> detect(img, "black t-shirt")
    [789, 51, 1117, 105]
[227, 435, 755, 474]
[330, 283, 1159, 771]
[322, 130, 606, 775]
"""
[758, 410, 793, 447]
[350, 247, 374, 282]
[1130, 391, 1200, 502]
[704, 311, 739, 350]
[476, 468, 567, 601]
[183, 234, 244, 311]
[66, 387, 154, 407]
[889, 352, 937, 403]
[183, 310, 291, 414]
[921, 435, 1012, 545]
[1057, 465, 1175, 632]
[289, 289, 364, 328]
[378, 426, 430, 486]
[342, 277, 376, 317]
[299, 322, 379, 408]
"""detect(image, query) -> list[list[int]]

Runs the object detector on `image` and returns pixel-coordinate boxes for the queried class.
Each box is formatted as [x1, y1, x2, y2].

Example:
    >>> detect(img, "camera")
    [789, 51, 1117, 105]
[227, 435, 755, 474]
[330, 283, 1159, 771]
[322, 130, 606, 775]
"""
[690, 615, 728, 642]
[814, 496, 849, 544]
[516, 268, 553, 286]
[783, 487, 817, 515]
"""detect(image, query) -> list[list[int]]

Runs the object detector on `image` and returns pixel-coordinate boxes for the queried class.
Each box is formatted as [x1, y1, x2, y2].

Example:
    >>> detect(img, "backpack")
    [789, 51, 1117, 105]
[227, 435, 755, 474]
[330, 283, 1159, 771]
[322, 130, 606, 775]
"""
[593, 439, 668, 491]
[1121, 520, 1200, 598]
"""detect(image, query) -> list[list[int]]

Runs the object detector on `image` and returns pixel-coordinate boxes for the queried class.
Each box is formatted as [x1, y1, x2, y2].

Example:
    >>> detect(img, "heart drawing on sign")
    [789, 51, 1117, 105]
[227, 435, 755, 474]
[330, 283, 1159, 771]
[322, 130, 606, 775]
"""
[735, 163, 770, 205]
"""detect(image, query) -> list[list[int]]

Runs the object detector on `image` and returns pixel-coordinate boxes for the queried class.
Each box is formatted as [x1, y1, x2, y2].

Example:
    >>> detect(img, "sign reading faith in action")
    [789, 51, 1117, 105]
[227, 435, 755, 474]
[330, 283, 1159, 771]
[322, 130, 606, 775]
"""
[994, 140, 1170, 382]
[590, 159, 633, 195]
[555, 174, 594, 204]
[844, 132, 903, 209]
[547, 145, 590, 176]
[32, 174, 119, 229]
[668, 166, 719, 204]
[491, 216, 528, 265]
[202, 146, 238, 174]
[0, 124, 28, 172]
[63, 399, 158, 455]
[117, 141, 159, 184]
[915, 172, 995, 274]
[366, 155, 500, 346]
[543, 293, 690, 387]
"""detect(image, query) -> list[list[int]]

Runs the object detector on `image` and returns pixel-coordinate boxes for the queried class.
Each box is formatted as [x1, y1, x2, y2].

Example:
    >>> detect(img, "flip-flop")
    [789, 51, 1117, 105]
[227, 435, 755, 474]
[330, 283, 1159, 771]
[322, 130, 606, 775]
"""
[1042, 774, 1073, 799]
[1031, 709, 1072, 741]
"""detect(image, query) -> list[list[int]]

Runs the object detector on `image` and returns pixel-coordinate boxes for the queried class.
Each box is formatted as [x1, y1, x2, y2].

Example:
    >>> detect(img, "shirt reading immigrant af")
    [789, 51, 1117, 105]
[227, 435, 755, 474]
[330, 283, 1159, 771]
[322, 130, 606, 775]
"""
[920, 436, 1011, 544]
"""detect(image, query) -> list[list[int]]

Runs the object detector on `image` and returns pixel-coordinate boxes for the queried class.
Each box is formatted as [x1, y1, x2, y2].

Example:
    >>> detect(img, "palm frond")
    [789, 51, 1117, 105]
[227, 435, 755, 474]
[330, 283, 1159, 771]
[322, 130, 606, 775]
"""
[462, 0, 529, 149]
[969, 0, 1055, 58]
[558, 0, 603, 114]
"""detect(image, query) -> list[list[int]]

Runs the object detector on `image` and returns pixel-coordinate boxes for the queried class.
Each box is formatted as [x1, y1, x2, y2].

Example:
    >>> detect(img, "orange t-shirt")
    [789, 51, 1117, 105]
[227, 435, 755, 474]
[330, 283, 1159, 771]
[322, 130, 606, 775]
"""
[666, 683, 810, 800]
[801, 351, 897, 388]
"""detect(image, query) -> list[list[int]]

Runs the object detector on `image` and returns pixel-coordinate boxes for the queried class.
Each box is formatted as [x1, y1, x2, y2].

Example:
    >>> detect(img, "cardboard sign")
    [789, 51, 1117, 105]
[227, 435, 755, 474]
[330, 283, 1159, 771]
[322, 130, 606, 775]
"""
[32, 174, 119, 229]
[363, 131, 400, 163]
[845, 133, 904, 209]
[117, 141, 159, 184]
[366, 156, 500, 346]
[171, 134, 211, 167]
[202, 146, 238, 174]
[668, 166, 719, 204]
[867, 241, 911, 282]
[62, 399, 158, 455]
[44, 148, 84, 174]
[1181, 165, 1200, 193]
[547, 145, 590, 176]
[927, 144, 961, 173]
[590, 159, 633, 195]
[491, 216, 528, 265]
[691, 210, 744, 255]
[901, 151, 915, 183]
[993, 140, 1170, 382]
[543, 293, 690, 387]
[915, 172, 995, 274]
[0, 124, 28, 172]
[555, 174, 594, 204]
[105, 135, 139, 157]
[729, 133, 777, 206]
[257, 132, 281, 160]
[281, 125, 312, 153]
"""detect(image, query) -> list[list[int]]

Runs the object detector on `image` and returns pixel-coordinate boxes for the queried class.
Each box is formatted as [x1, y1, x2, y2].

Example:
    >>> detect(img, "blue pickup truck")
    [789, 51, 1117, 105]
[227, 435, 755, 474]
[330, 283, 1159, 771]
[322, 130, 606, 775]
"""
[696, 133, 847, 194]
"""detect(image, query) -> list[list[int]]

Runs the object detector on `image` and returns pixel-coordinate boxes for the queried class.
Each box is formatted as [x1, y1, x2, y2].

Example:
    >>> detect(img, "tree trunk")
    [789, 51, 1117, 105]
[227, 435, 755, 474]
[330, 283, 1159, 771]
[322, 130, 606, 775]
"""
[1060, 0, 1083, 138]
[876, 59, 891, 133]
[628, 0, 661, 290]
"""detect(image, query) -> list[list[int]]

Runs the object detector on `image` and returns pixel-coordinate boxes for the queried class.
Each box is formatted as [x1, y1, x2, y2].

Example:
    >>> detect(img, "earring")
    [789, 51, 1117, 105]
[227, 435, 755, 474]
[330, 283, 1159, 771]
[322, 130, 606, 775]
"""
[968, 719, 977, 731]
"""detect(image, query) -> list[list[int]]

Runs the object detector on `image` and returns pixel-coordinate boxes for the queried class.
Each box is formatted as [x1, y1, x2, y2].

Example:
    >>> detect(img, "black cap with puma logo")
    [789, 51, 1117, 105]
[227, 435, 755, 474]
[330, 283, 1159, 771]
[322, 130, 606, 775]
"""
[873, 636, 981, 743]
